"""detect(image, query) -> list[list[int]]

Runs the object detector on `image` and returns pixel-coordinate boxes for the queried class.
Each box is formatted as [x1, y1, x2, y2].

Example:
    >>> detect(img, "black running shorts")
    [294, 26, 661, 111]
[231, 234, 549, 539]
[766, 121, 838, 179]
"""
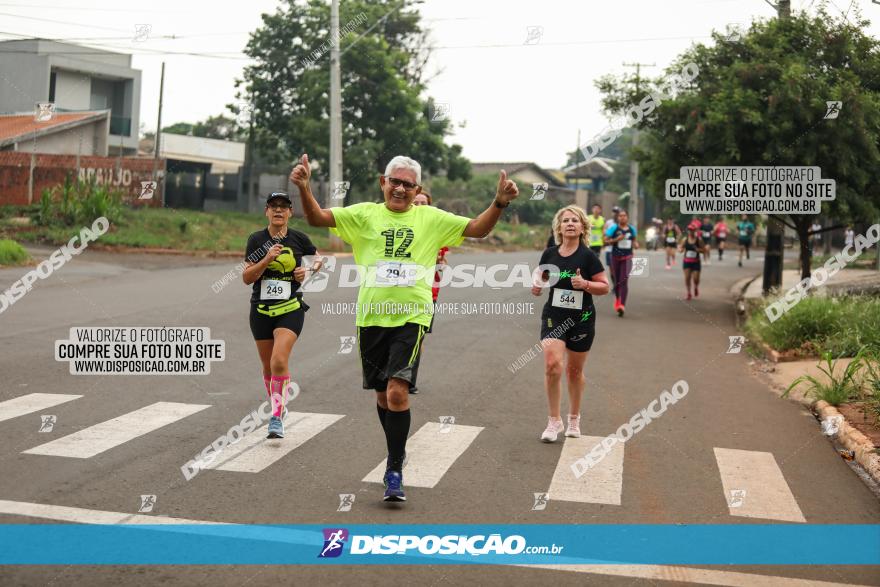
[540, 310, 596, 353]
[357, 322, 426, 391]
[249, 304, 306, 340]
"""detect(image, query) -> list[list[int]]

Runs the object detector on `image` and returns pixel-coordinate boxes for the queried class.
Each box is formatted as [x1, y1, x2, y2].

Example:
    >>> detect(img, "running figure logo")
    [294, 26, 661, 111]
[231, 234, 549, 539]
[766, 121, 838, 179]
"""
[824, 101, 842, 120]
[532, 492, 549, 511]
[439, 415, 455, 433]
[318, 528, 348, 558]
[133, 24, 151, 42]
[530, 183, 548, 201]
[821, 415, 844, 436]
[524, 25, 544, 45]
[138, 495, 156, 513]
[726, 336, 745, 354]
[338, 336, 356, 354]
[332, 181, 350, 201]
[629, 257, 648, 277]
[139, 181, 157, 200]
[337, 494, 355, 512]
[301, 255, 337, 293]
[38, 415, 56, 433]
[727, 489, 746, 508]
[34, 102, 55, 122]
[430, 103, 450, 122]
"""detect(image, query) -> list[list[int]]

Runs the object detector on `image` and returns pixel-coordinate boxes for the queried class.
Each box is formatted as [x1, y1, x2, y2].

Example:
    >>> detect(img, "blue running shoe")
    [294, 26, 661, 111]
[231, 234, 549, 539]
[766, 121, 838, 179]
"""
[267, 415, 284, 439]
[383, 469, 406, 502]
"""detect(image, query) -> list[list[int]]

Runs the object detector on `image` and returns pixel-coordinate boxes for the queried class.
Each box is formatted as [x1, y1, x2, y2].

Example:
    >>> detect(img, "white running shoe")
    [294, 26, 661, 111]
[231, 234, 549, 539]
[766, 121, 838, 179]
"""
[565, 415, 581, 438]
[540, 417, 564, 443]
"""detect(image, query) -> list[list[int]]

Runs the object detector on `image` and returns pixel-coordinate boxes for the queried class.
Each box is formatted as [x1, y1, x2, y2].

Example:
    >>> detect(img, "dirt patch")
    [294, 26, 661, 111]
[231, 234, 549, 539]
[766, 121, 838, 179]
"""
[837, 403, 880, 448]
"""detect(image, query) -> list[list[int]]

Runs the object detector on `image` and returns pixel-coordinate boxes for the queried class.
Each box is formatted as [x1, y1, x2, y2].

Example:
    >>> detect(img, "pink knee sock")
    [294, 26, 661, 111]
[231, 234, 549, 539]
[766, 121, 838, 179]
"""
[269, 375, 289, 418]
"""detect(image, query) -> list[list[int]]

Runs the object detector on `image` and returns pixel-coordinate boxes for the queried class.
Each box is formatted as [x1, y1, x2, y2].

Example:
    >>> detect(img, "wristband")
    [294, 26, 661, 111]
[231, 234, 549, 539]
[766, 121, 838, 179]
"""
[494, 199, 509, 209]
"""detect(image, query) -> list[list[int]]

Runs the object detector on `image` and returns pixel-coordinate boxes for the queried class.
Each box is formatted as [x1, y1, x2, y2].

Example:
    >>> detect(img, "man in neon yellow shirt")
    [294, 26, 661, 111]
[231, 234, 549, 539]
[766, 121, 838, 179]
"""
[587, 203, 605, 254]
[290, 153, 519, 503]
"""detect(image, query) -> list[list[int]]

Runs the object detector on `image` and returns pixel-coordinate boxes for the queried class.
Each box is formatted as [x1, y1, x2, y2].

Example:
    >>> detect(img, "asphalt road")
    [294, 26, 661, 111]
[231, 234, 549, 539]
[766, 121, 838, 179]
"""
[0, 245, 878, 586]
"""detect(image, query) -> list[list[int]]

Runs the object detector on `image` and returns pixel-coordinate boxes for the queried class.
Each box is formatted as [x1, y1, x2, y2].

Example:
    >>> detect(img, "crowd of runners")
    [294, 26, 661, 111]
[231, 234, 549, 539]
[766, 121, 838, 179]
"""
[239, 153, 770, 504]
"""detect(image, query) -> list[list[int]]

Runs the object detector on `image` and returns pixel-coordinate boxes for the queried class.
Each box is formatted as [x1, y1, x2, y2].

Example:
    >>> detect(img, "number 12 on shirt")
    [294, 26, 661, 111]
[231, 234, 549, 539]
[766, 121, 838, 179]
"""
[381, 227, 414, 258]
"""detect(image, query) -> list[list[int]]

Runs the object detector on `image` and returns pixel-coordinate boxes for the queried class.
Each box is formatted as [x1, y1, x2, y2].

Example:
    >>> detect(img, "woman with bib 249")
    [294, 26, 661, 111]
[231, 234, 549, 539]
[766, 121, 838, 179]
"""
[242, 192, 323, 439]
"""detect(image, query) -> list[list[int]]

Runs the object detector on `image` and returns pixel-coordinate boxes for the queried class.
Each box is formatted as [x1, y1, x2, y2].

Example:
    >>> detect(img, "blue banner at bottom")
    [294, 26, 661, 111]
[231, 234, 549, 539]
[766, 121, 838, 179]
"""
[0, 524, 877, 565]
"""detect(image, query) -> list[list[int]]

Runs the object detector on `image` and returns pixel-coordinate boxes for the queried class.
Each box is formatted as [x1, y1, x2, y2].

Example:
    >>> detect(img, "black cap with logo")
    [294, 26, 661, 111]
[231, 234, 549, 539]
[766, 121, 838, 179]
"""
[265, 192, 292, 206]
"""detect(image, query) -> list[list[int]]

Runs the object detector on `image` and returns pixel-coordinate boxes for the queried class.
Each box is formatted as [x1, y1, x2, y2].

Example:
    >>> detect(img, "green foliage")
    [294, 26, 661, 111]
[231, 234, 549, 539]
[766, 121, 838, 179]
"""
[37, 176, 123, 228]
[238, 0, 469, 199]
[162, 115, 246, 141]
[0, 239, 29, 266]
[861, 348, 880, 423]
[746, 296, 880, 356]
[783, 348, 868, 405]
[595, 10, 880, 237]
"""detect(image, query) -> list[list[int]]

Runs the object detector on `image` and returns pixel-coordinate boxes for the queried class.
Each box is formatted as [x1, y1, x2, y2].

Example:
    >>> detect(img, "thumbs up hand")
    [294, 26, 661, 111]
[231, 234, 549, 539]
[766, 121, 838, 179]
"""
[571, 267, 588, 291]
[494, 170, 519, 204]
[289, 154, 311, 190]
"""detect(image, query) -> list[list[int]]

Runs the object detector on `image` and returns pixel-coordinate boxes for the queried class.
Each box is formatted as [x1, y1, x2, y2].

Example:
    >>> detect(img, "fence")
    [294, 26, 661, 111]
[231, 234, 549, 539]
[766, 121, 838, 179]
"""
[0, 152, 164, 206]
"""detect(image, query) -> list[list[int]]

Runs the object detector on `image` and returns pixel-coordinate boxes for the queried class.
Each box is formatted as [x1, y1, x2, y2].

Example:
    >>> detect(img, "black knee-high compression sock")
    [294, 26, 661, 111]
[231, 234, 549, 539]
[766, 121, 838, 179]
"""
[384, 409, 411, 472]
[376, 404, 388, 432]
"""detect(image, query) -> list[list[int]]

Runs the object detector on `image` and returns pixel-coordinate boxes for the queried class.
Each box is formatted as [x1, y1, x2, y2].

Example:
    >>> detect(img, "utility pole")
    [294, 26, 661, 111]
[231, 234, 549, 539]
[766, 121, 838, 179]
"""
[622, 62, 653, 229]
[761, 0, 789, 294]
[574, 128, 587, 210]
[328, 0, 344, 250]
[152, 61, 165, 205]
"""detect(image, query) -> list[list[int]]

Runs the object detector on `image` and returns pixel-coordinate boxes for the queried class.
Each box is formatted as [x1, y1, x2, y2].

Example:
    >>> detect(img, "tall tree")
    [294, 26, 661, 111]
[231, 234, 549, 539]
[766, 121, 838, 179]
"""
[595, 9, 880, 281]
[162, 115, 246, 141]
[237, 0, 469, 200]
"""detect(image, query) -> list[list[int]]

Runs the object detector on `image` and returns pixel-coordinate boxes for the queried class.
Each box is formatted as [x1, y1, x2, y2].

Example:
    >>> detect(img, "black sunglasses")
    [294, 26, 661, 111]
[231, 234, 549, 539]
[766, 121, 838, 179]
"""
[386, 176, 419, 191]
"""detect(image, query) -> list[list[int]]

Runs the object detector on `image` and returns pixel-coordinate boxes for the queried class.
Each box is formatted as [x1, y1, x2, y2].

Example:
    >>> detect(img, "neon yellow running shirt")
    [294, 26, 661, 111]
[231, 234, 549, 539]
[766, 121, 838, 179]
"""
[331, 202, 470, 328]
[588, 214, 605, 247]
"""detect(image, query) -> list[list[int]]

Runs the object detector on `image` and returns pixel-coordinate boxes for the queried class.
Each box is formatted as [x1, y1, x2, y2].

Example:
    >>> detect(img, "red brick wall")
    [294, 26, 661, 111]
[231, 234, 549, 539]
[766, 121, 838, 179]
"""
[0, 152, 166, 207]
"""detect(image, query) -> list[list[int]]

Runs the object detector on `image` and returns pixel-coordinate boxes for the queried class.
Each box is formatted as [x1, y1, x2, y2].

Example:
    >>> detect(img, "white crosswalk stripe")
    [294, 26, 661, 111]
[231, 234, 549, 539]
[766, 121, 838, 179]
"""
[548, 435, 624, 505]
[22, 402, 210, 458]
[363, 422, 483, 488]
[203, 411, 344, 473]
[714, 447, 806, 523]
[0, 393, 82, 423]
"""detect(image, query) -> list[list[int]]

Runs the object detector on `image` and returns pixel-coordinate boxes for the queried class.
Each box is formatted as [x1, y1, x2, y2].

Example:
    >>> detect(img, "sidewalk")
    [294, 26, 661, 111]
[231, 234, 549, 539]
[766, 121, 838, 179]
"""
[737, 267, 880, 306]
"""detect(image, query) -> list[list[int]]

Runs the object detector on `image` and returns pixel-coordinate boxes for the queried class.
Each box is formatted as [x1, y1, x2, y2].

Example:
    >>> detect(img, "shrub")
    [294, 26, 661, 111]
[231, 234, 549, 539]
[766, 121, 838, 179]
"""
[0, 239, 29, 266]
[37, 175, 123, 228]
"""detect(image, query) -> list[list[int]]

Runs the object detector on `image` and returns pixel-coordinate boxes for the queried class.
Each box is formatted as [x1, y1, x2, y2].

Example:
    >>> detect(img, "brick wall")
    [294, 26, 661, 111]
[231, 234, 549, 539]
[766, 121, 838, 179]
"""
[0, 152, 166, 206]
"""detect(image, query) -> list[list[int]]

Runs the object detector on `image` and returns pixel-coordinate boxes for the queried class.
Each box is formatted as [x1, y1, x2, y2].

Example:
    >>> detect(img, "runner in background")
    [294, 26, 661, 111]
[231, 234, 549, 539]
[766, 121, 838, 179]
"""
[587, 204, 605, 254]
[700, 216, 714, 264]
[604, 206, 621, 286]
[663, 217, 681, 269]
[532, 205, 609, 442]
[605, 209, 638, 317]
[737, 215, 756, 267]
[844, 225, 855, 251]
[713, 217, 729, 261]
[408, 190, 448, 394]
[680, 220, 707, 300]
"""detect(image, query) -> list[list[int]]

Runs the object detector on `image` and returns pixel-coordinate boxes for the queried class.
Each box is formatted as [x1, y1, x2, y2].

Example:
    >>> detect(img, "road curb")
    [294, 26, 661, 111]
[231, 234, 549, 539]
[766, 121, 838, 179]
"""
[86, 244, 354, 259]
[813, 400, 880, 485]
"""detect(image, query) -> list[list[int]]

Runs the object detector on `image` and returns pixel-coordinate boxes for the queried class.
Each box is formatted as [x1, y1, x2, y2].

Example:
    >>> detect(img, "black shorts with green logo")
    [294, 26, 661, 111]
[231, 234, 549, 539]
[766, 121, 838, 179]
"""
[540, 308, 596, 353]
[357, 322, 427, 391]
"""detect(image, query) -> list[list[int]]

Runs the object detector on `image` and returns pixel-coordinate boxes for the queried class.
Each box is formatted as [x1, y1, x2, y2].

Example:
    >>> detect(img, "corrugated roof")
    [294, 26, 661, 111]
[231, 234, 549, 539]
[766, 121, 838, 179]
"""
[0, 111, 108, 145]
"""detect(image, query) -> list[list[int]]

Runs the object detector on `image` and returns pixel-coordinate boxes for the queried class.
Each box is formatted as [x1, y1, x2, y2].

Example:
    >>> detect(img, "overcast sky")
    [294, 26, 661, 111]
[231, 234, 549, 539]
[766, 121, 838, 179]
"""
[1, 0, 876, 169]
